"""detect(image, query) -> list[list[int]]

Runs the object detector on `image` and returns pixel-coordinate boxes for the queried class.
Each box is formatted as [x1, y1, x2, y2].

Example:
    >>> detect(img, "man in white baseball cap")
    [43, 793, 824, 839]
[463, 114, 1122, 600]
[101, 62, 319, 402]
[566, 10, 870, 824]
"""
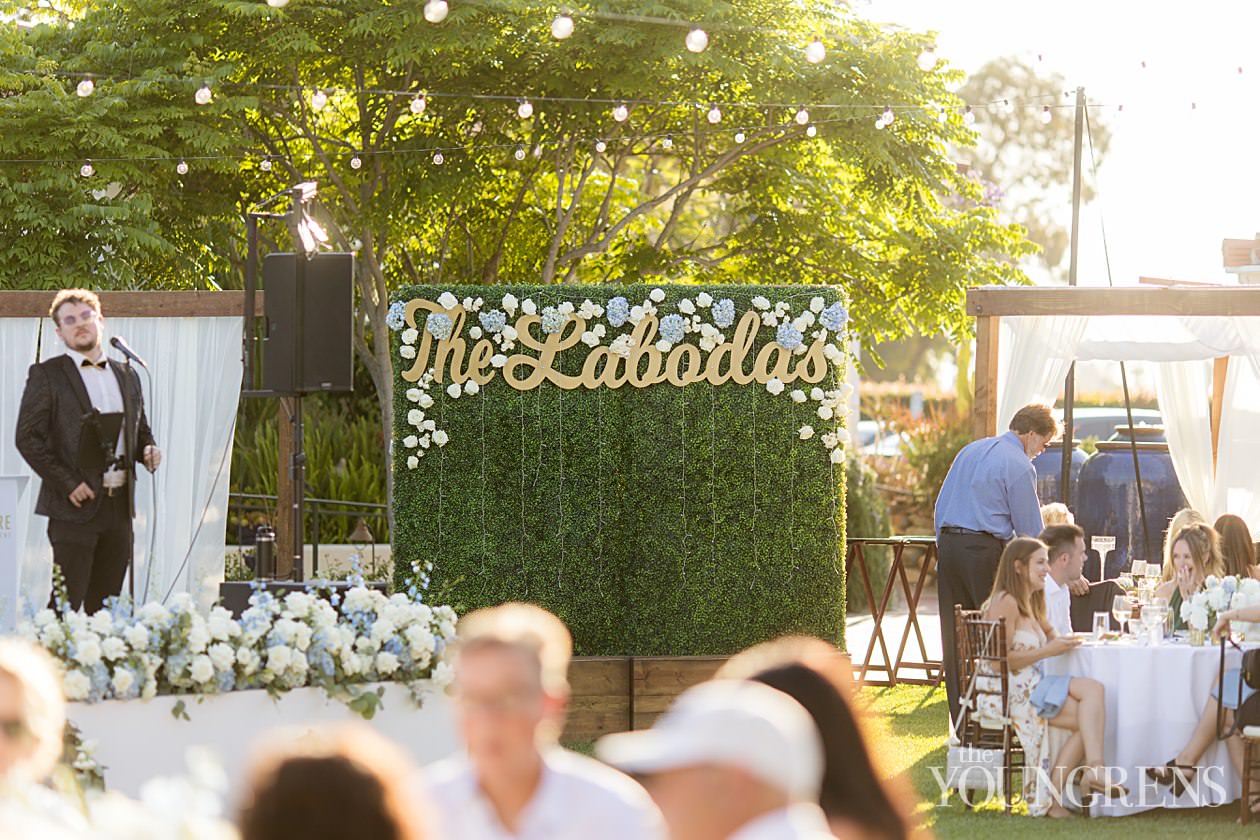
[596, 680, 833, 840]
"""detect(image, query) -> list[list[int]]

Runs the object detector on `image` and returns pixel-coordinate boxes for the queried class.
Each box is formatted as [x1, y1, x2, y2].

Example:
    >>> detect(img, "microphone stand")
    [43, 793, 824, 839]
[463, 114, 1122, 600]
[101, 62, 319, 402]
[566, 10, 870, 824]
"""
[122, 356, 137, 606]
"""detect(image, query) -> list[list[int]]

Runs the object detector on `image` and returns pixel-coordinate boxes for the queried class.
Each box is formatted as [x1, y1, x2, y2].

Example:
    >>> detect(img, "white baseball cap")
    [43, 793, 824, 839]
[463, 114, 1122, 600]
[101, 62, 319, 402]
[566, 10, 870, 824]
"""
[596, 679, 823, 802]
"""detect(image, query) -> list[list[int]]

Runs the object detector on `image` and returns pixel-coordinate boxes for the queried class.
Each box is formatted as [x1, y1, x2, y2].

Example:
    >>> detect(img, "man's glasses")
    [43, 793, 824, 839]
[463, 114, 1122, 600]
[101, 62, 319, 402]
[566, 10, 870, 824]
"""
[59, 310, 99, 328]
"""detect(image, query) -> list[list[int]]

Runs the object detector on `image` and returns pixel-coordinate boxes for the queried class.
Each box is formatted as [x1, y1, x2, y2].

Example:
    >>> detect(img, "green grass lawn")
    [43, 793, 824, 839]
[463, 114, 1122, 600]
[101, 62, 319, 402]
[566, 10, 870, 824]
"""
[860, 683, 1257, 839]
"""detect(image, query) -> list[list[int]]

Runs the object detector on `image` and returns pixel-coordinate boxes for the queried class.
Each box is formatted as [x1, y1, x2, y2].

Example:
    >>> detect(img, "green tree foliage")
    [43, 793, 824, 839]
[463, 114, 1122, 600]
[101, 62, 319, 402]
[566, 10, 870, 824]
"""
[0, 1, 1032, 495]
[958, 56, 1111, 281]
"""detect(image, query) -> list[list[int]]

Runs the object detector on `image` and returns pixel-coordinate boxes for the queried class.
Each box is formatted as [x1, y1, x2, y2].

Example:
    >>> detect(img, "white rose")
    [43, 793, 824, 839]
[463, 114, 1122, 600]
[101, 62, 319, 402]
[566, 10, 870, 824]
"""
[464, 380, 480, 395]
[558, 300, 576, 315]
[73, 637, 102, 667]
[33, 609, 55, 628]
[765, 378, 785, 396]
[810, 296, 825, 313]
[491, 354, 508, 368]
[799, 425, 815, 440]
[521, 298, 538, 315]
[437, 291, 459, 309]
[433, 430, 450, 447]
[64, 671, 91, 701]
[403, 435, 418, 448]
[835, 428, 851, 445]
[190, 655, 215, 684]
[187, 624, 210, 653]
[752, 295, 771, 310]
[463, 296, 474, 310]
[266, 646, 293, 672]
[446, 382, 462, 399]
[376, 652, 401, 675]
[650, 288, 666, 303]
[696, 291, 713, 307]
[418, 435, 431, 449]
[90, 612, 114, 635]
[829, 447, 846, 464]
[502, 293, 519, 313]
[790, 390, 807, 403]
[111, 667, 135, 696]
[407, 409, 424, 426]
[432, 660, 455, 689]
[629, 305, 646, 324]
[208, 643, 235, 672]
[678, 298, 696, 315]
[399, 345, 418, 360]
[817, 405, 834, 420]
[501, 325, 519, 341]
[401, 328, 419, 345]
[407, 455, 420, 469]
[101, 637, 127, 661]
[699, 337, 717, 352]
[406, 388, 422, 402]
[655, 339, 672, 352]
[822, 432, 839, 449]
[761, 312, 778, 328]
[469, 326, 483, 339]
[422, 419, 436, 432]
[810, 387, 825, 401]
[123, 624, 150, 650]
[794, 316, 811, 332]
[581, 331, 600, 347]
[824, 343, 844, 364]
[419, 393, 435, 408]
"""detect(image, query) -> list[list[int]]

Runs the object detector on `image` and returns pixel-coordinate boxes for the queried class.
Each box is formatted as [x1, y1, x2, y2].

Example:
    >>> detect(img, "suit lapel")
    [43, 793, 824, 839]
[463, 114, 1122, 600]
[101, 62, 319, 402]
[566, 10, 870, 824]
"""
[57, 354, 93, 415]
[108, 359, 137, 453]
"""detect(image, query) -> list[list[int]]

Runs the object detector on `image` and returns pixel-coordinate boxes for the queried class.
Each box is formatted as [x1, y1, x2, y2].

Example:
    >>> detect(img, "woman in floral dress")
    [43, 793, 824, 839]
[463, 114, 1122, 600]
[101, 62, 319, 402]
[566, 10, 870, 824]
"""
[979, 537, 1125, 816]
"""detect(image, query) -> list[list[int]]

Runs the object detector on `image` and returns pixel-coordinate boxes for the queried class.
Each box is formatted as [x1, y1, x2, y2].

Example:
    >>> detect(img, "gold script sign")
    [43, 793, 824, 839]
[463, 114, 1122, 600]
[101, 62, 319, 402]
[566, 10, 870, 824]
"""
[400, 299, 831, 390]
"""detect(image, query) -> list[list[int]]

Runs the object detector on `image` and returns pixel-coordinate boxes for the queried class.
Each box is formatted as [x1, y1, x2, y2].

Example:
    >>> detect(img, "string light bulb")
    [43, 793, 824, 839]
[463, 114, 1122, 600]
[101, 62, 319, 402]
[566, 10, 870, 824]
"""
[806, 125, 817, 137]
[517, 100, 534, 119]
[311, 89, 328, 111]
[963, 105, 975, 125]
[350, 155, 362, 169]
[917, 48, 937, 71]
[195, 84, 213, 105]
[260, 157, 273, 171]
[551, 14, 574, 39]
[76, 79, 94, 97]
[661, 137, 673, 150]
[685, 28, 709, 54]
[410, 94, 427, 115]
[805, 39, 826, 64]
[612, 103, 629, 122]
[433, 152, 445, 165]
[176, 160, 189, 175]
[734, 131, 746, 144]
[595, 140, 607, 153]
[1040, 105, 1052, 124]
[266, 0, 289, 6]
[706, 104, 721, 124]
[874, 116, 885, 130]
[881, 106, 895, 126]
[423, 0, 449, 23]
[514, 145, 526, 161]
[794, 108, 810, 125]
[80, 160, 94, 177]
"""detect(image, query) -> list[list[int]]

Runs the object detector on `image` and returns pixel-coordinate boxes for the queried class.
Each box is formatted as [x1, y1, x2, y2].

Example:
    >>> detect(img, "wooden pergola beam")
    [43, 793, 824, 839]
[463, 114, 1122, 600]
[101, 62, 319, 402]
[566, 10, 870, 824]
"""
[0, 291, 264, 318]
[967, 285, 1260, 317]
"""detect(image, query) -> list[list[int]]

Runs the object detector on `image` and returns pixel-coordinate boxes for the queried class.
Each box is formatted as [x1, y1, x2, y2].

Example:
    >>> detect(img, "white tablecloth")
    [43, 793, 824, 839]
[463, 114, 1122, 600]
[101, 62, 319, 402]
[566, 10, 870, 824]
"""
[1044, 639, 1246, 816]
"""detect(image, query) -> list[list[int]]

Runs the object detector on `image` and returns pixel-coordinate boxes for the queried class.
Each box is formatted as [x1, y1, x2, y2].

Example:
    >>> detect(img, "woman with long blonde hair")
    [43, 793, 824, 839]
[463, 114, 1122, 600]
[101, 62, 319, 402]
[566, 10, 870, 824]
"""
[979, 538, 1122, 816]
[1155, 523, 1224, 631]
[1162, 508, 1207, 583]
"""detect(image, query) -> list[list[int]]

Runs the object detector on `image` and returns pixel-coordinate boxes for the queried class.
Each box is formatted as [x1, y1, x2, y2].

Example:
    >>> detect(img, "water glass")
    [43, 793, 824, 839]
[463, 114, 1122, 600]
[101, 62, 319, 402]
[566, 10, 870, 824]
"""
[1141, 606, 1164, 646]
[1092, 611, 1109, 641]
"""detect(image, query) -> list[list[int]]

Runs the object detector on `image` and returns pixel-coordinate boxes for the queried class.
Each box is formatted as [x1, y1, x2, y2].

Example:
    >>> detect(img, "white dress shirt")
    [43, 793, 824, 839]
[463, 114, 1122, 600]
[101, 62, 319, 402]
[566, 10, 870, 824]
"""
[66, 348, 126, 487]
[728, 804, 834, 840]
[1044, 573, 1072, 637]
[425, 748, 665, 840]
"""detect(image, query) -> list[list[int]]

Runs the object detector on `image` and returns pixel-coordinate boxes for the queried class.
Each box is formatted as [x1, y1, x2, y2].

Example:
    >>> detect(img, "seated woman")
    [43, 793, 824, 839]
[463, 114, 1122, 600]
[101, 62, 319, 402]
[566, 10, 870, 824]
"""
[980, 537, 1124, 817]
[1154, 524, 1224, 631]
[1215, 514, 1260, 581]
[1147, 605, 1260, 802]
[1041, 503, 1074, 527]
[1161, 508, 1206, 583]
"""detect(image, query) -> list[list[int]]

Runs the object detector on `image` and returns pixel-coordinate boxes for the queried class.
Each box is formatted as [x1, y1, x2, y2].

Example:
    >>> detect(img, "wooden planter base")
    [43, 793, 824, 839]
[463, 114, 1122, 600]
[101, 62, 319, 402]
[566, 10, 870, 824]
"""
[564, 655, 728, 741]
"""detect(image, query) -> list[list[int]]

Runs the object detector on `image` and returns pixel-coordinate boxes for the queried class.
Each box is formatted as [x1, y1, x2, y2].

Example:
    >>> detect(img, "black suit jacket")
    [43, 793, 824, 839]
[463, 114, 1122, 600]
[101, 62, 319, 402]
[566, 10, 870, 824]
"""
[15, 354, 155, 524]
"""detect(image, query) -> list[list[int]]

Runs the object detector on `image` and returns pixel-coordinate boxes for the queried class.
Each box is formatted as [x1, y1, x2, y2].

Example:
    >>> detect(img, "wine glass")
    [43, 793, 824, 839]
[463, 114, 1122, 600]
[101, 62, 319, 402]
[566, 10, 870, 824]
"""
[1113, 594, 1136, 637]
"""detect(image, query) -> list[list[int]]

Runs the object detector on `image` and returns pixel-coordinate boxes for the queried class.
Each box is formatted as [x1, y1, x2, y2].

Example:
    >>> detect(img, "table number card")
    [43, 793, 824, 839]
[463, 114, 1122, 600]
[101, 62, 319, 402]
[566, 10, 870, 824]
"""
[1091, 535, 1116, 582]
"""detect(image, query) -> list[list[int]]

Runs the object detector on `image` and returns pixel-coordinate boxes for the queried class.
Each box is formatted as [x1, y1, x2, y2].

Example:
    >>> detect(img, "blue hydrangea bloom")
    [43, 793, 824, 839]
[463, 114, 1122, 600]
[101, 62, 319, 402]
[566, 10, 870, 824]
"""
[215, 669, 236, 693]
[659, 314, 686, 344]
[386, 301, 406, 331]
[479, 309, 507, 333]
[776, 322, 804, 350]
[541, 306, 568, 334]
[426, 312, 454, 341]
[712, 298, 736, 328]
[820, 301, 849, 332]
[607, 296, 630, 327]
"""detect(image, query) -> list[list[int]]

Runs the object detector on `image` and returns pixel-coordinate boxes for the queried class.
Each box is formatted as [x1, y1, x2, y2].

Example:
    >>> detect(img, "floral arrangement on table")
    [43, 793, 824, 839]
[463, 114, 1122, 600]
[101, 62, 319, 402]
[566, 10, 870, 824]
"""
[387, 287, 853, 470]
[20, 583, 458, 712]
[1181, 575, 1260, 639]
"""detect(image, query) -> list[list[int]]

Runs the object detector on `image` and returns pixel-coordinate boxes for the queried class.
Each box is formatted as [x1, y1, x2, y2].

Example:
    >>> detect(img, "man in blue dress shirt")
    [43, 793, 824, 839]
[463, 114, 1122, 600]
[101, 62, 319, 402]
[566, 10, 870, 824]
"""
[935, 403, 1058, 726]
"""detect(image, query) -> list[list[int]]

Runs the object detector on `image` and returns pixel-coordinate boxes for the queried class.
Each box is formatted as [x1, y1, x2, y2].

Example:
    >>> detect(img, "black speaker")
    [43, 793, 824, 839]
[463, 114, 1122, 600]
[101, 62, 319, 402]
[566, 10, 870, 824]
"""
[262, 252, 354, 393]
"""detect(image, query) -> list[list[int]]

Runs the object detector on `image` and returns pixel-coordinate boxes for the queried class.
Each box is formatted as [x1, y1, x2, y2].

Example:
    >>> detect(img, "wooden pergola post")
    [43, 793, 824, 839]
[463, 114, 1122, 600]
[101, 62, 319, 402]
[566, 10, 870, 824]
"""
[1212, 356, 1229, 474]
[972, 315, 1000, 439]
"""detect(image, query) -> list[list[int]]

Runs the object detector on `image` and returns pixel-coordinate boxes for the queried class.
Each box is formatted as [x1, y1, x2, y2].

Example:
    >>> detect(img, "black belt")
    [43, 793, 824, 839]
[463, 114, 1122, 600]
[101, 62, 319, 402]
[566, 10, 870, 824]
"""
[940, 526, 1003, 541]
[103, 486, 125, 498]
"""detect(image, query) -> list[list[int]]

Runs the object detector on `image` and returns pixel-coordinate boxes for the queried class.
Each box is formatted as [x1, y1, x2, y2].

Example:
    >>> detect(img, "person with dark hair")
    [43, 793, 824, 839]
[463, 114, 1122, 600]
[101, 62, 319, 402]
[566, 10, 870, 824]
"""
[1039, 523, 1086, 637]
[715, 637, 917, 840]
[239, 724, 428, 840]
[1214, 514, 1260, 581]
[934, 402, 1064, 726]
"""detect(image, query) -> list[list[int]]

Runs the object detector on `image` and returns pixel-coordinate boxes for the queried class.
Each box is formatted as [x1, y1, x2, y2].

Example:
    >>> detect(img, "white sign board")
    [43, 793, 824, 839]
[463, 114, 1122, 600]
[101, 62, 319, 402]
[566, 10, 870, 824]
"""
[1091, 535, 1117, 582]
[0, 476, 27, 630]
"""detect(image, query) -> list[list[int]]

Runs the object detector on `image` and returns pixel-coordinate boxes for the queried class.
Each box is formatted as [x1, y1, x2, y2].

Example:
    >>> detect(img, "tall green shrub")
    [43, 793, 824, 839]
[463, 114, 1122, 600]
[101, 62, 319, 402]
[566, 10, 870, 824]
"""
[392, 284, 848, 656]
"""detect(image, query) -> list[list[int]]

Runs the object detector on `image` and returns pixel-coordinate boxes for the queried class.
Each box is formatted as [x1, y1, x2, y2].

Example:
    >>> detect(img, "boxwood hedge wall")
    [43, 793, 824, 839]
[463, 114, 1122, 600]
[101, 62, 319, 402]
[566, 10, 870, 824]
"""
[392, 284, 846, 656]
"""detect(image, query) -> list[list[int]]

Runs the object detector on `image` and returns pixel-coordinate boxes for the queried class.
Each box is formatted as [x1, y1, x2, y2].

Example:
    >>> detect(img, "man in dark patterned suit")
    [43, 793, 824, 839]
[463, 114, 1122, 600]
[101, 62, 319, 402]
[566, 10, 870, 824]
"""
[15, 289, 161, 612]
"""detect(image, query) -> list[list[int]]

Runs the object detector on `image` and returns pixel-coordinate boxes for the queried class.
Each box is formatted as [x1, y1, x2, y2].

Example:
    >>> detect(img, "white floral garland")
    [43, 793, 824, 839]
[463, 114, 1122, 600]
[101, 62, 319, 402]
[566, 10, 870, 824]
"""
[389, 288, 852, 468]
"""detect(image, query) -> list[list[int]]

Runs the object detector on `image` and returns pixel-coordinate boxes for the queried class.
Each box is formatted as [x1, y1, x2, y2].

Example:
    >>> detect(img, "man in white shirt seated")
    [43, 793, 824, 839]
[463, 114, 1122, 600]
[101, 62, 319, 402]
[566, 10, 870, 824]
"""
[597, 680, 833, 840]
[424, 603, 664, 840]
[1041, 523, 1087, 637]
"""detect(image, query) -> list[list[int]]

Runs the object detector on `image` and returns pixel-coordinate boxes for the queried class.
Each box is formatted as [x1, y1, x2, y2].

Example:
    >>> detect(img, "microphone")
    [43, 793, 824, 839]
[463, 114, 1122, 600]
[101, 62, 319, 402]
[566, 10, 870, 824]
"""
[110, 336, 149, 369]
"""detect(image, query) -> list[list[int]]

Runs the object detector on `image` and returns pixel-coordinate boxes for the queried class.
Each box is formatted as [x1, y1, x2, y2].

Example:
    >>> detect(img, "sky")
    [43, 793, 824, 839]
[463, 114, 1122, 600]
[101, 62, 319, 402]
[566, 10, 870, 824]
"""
[858, 0, 1260, 288]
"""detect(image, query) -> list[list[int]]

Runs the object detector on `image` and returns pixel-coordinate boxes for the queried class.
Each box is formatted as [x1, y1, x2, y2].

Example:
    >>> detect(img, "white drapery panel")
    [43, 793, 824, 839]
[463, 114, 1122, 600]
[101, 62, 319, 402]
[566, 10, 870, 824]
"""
[1216, 319, 1260, 533]
[1152, 361, 1214, 516]
[0, 319, 48, 625]
[996, 315, 1088, 430]
[37, 317, 242, 610]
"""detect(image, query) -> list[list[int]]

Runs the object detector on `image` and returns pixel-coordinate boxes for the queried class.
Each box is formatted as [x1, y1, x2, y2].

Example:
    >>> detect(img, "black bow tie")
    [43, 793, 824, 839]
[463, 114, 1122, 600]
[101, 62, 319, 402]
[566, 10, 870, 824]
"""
[80, 358, 107, 370]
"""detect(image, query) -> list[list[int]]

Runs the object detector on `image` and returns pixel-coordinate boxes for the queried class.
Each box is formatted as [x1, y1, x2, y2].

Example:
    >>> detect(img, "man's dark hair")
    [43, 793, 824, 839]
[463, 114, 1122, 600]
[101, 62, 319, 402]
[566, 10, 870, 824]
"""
[1039, 523, 1084, 561]
[1009, 403, 1059, 437]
